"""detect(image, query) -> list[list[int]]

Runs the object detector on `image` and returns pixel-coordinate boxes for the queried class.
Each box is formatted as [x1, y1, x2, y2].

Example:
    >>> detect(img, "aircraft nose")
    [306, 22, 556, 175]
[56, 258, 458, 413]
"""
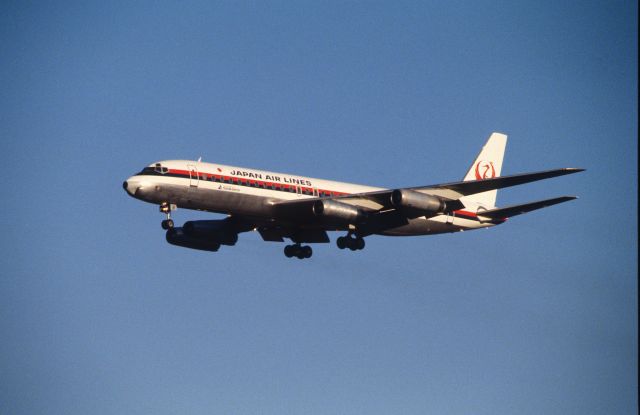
[123, 178, 138, 196]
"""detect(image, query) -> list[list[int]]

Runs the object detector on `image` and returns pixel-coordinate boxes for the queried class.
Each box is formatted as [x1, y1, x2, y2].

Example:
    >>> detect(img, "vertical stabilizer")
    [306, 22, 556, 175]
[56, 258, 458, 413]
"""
[461, 132, 507, 208]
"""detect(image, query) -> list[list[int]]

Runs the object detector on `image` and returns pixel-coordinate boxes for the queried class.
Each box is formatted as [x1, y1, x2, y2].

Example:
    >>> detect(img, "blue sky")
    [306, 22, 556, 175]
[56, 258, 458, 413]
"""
[1, 1, 636, 414]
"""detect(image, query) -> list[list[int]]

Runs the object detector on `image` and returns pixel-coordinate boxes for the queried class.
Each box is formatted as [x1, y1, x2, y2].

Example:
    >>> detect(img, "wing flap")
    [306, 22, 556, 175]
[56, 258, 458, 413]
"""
[257, 226, 330, 243]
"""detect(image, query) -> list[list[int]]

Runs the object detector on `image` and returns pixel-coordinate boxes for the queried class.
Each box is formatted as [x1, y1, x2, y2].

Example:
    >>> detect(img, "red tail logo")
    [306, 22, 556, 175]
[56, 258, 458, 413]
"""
[474, 161, 496, 180]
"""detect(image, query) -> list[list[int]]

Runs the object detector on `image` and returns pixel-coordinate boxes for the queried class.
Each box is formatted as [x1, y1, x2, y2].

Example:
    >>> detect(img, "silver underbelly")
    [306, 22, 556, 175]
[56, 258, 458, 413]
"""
[132, 182, 491, 235]
[133, 183, 275, 217]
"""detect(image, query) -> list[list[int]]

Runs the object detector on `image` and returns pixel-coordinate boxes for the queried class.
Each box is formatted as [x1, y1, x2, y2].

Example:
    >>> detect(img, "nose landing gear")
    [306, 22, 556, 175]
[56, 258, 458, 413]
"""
[284, 244, 313, 259]
[160, 202, 177, 229]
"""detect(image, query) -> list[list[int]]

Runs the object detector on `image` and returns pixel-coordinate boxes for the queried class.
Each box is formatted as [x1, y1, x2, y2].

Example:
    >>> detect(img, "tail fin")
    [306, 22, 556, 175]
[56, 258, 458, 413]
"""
[462, 132, 508, 207]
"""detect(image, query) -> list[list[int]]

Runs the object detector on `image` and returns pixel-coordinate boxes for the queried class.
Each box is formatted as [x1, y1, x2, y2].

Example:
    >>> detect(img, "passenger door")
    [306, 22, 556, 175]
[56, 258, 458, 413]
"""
[188, 165, 199, 188]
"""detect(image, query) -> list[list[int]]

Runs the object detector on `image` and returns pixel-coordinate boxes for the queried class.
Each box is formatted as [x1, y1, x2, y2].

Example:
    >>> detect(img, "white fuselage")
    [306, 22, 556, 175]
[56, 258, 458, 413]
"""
[124, 160, 497, 236]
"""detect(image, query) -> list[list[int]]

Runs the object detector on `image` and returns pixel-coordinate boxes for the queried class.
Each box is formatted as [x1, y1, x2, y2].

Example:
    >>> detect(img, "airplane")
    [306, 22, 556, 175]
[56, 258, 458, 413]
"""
[123, 132, 583, 259]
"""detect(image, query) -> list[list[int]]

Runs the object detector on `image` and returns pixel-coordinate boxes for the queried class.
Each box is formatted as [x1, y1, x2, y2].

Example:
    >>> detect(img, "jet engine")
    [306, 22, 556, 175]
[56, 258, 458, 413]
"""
[391, 189, 447, 218]
[166, 227, 221, 252]
[312, 199, 363, 225]
[183, 220, 239, 246]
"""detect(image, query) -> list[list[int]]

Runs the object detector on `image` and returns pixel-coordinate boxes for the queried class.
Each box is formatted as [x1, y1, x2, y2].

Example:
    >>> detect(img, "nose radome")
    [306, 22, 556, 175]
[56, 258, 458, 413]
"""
[123, 178, 138, 196]
[123, 177, 148, 197]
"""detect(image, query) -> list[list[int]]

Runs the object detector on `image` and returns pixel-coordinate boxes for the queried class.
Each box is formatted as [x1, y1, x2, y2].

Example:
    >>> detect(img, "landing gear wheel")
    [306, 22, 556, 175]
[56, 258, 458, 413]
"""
[284, 245, 294, 258]
[159, 202, 176, 229]
[338, 234, 366, 251]
[284, 244, 312, 259]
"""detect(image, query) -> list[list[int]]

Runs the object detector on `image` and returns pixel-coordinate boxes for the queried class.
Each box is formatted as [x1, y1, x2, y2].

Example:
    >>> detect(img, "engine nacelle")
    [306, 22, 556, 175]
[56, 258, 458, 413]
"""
[312, 199, 363, 225]
[183, 220, 238, 246]
[166, 227, 221, 252]
[391, 189, 447, 218]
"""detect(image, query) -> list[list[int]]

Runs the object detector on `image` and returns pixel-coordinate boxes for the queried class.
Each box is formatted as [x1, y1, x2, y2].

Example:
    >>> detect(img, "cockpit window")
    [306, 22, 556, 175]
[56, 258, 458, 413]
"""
[138, 163, 168, 175]
[153, 163, 168, 174]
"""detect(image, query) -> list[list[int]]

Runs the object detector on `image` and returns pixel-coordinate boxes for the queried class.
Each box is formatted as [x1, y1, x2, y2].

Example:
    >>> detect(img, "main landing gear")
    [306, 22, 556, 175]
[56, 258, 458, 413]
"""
[284, 244, 313, 259]
[336, 234, 365, 251]
[160, 202, 176, 229]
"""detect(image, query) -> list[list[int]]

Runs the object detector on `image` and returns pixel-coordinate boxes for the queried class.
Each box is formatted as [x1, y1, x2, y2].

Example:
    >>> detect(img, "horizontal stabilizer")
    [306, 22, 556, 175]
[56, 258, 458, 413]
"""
[477, 196, 577, 219]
